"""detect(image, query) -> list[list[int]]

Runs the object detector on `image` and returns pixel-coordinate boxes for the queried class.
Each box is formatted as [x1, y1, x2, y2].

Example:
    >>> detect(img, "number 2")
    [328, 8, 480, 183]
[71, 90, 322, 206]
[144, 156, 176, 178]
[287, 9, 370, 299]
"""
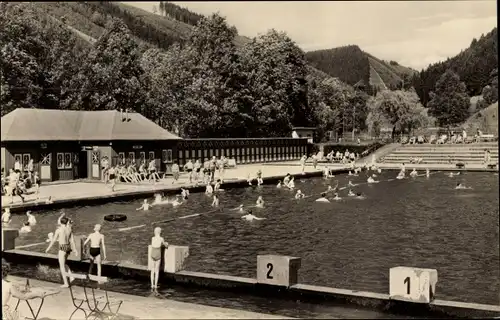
[266, 263, 274, 279]
[404, 276, 410, 294]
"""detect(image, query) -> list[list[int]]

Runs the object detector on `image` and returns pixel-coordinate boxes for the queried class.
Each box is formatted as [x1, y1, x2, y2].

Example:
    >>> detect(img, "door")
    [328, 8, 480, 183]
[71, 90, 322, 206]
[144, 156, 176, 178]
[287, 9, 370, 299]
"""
[78, 151, 88, 179]
[91, 150, 101, 179]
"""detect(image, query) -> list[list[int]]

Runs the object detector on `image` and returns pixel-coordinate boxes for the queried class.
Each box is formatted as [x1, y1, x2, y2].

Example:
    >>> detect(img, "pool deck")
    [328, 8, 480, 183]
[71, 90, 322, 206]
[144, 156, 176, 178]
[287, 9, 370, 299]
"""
[6, 276, 290, 319]
[2, 162, 342, 212]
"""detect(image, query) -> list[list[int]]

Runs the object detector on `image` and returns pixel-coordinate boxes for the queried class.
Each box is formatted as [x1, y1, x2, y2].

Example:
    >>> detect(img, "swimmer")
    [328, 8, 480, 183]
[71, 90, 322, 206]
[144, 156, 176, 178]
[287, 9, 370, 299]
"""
[256, 196, 265, 208]
[2, 208, 11, 225]
[171, 198, 182, 207]
[287, 177, 295, 189]
[348, 170, 353, 176]
[20, 222, 31, 234]
[367, 175, 378, 183]
[256, 169, 263, 185]
[455, 183, 472, 190]
[26, 211, 36, 226]
[396, 171, 405, 180]
[84, 224, 107, 277]
[448, 172, 460, 177]
[153, 193, 163, 204]
[276, 181, 282, 188]
[332, 193, 342, 201]
[377, 168, 382, 174]
[326, 185, 333, 193]
[347, 189, 355, 197]
[410, 168, 418, 177]
[205, 184, 214, 194]
[57, 211, 66, 226]
[247, 174, 253, 186]
[45, 196, 53, 204]
[212, 194, 219, 207]
[241, 210, 266, 221]
[295, 190, 305, 199]
[348, 180, 355, 187]
[214, 180, 224, 192]
[355, 192, 365, 199]
[283, 174, 291, 185]
[426, 169, 430, 178]
[354, 167, 362, 174]
[315, 192, 330, 203]
[150, 227, 168, 290]
[400, 162, 406, 173]
[231, 205, 245, 212]
[181, 188, 189, 200]
[46, 232, 54, 243]
[136, 199, 152, 211]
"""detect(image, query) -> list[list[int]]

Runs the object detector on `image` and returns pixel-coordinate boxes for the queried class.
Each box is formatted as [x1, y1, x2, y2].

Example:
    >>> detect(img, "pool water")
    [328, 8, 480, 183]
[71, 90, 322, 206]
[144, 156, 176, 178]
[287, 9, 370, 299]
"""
[10, 170, 500, 305]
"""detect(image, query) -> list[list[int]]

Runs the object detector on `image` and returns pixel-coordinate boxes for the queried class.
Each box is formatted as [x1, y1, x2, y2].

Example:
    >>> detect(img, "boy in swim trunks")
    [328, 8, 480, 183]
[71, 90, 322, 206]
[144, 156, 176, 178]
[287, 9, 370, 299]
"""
[46, 217, 76, 287]
[150, 227, 167, 291]
[84, 224, 107, 277]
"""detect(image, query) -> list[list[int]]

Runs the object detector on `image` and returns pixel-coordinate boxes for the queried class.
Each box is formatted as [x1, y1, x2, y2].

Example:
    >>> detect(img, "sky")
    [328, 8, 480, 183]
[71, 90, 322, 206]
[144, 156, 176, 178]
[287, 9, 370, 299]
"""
[123, 1, 497, 70]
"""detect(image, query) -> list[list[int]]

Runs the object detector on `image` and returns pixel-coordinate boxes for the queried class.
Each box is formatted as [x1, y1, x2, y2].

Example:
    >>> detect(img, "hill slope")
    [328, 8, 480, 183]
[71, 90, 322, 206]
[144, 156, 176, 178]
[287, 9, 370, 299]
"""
[305, 45, 416, 91]
[463, 102, 498, 135]
[413, 27, 497, 106]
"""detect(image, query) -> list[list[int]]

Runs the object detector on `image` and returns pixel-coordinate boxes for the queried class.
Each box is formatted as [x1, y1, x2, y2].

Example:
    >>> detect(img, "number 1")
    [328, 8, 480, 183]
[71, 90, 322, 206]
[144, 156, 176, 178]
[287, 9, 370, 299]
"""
[404, 276, 410, 294]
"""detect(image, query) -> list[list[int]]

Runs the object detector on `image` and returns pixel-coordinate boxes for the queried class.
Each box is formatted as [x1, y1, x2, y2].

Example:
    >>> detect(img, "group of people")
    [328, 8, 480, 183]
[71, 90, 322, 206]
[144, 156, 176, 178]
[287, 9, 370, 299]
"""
[1, 161, 41, 204]
[2, 209, 36, 234]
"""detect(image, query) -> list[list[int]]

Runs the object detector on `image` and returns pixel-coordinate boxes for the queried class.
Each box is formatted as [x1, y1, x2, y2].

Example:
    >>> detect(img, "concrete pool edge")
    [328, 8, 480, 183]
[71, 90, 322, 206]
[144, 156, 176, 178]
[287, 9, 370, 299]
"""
[3, 249, 499, 319]
[3, 169, 332, 213]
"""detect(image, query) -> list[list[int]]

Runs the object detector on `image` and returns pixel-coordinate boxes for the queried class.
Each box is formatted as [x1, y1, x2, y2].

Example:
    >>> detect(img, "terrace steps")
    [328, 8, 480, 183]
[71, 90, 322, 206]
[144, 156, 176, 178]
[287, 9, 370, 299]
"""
[379, 143, 499, 165]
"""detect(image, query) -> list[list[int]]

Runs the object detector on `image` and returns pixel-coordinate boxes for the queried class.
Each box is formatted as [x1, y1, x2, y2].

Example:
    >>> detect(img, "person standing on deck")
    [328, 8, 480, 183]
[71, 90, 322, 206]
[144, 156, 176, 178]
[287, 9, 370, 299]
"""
[300, 155, 307, 173]
[171, 162, 180, 184]
[209, 156, 217, 183]
[193, 160, 201, 183]
[312, 154, 318, 169]
[46, 217, 76, 287]
[84, 224, 107, 278]
[183, 159, 194, 183]
[150, 227, 167, 291]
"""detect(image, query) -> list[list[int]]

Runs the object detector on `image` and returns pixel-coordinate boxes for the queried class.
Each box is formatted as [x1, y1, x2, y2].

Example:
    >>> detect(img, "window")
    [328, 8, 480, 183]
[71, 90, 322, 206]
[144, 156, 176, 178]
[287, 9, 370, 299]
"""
[41, 153, 51, 165]
[162, 149, 173, 163]
[148, 151, 155, 161]
[118, 152, 125, 165]
[128, 152, 135, 164]
[56, 153, 64, 169]
[64, 153, 72, 169]
[22, 154, 31, 171]
[14, 154, 22, 171]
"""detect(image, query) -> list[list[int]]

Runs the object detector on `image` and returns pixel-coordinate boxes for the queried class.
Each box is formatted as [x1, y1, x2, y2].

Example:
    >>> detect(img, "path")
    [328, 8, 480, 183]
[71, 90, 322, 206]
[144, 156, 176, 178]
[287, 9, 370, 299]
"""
[6, 276, 290, 319]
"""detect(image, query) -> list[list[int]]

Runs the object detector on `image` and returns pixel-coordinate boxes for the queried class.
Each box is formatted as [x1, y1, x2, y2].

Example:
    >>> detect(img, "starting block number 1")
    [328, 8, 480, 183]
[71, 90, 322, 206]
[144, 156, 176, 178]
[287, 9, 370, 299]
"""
[389, 266, 438, 304]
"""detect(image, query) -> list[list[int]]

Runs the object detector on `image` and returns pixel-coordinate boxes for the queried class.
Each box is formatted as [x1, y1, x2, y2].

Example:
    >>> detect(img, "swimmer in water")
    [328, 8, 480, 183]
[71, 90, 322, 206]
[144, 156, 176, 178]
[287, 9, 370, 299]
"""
[256, 170, 263, 186]
[355, 192, 365, 199]
[181, 188, 189, 200]
[84, 224, 107, 277]
[348, 170, 353, 176]
[20, 221, 31, 234]
[448, 172, 460, 177]
[26, 211, 36, 226]
[367, 175, 378, 183]
[396, 171, 405, 180]
[348, 180, 355, 187]
[241, 209, 266, 221]
[409, 168, 418, 177]
[315, 192, 330, 203]
[256, 196, 265, 208]
[377, 168, 382, 174]
[348, 189, 355, 197]
[2, 208, 11, 225]
[276, 181, 282, 188]
[45, 196, 53, 204]
[211, 194, 219, 207]
[247, 174, 253, 186]
[231, 204, 245, 212]
[287, 177, 295, 189]
[455, 183, 471, 190]
[136, 199, 152, 211]
[150, 227, 167, 290]
[46, 232, 54, 243]
[283, 174, 291, 186]
[153, 193, 163, 204]
[332, 193, 341, 201]
[426, 169, 430, 177]
[171, 197, 182, 207]
[295, 190, 305, 199]
[205, 184, 214, 194]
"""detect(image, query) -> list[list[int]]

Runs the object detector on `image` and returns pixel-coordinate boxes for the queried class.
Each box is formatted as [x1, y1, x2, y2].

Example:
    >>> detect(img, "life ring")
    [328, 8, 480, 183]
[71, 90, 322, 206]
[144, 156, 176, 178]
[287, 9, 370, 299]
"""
[104, 214, 127, 222]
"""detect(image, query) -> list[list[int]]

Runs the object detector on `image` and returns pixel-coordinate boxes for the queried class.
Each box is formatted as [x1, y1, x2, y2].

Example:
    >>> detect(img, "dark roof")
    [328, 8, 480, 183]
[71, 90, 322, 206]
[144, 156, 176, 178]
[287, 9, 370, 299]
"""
[1, 108, 182, 141]
[292, 127, 316, 130]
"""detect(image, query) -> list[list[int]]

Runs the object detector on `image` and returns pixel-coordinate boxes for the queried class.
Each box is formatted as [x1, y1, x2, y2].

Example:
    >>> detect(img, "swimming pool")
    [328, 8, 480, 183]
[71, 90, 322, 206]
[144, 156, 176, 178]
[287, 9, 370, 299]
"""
[10, 170, 499, 305]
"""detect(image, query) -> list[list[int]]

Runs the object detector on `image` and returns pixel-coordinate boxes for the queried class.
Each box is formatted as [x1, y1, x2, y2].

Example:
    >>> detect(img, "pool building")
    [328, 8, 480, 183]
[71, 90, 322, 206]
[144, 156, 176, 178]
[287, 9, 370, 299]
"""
[1, 108, 310, 182]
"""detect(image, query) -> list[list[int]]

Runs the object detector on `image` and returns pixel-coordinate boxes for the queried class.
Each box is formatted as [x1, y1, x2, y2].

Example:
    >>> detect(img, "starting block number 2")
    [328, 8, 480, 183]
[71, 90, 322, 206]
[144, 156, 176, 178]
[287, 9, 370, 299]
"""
[257, 255, 301, 287]
[266, 263, 274, 279]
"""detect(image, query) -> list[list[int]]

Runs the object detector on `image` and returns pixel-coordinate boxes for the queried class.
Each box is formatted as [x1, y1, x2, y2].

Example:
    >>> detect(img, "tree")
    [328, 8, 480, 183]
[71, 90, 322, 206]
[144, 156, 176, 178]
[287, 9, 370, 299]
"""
[64, 19, 146, 112]
[366, 89, 434, 137]
[427, 69, 470, 126]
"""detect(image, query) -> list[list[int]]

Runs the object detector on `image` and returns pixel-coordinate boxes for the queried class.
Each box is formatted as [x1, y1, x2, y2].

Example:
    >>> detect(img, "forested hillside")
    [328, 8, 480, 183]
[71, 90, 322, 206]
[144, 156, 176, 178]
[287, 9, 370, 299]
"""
[412, 27, 498, 107]
[305, 45, 416, 92]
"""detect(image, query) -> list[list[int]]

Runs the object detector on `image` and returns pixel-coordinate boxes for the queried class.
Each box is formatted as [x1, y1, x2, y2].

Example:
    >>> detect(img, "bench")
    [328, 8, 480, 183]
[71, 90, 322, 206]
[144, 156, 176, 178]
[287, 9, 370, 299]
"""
[68, 273, 123, 320]
[487, 163, 497, 169]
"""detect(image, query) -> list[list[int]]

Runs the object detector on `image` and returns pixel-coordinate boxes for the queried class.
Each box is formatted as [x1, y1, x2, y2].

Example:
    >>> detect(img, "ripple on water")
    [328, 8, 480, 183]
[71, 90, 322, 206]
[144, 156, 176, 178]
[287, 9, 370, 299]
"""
[10, 170, 499, 305]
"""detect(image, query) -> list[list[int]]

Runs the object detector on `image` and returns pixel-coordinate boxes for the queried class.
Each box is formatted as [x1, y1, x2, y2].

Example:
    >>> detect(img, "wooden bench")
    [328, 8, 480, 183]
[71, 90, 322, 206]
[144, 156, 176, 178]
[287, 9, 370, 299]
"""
[68, 273, 123, 320]
[487, 163, 497, 169]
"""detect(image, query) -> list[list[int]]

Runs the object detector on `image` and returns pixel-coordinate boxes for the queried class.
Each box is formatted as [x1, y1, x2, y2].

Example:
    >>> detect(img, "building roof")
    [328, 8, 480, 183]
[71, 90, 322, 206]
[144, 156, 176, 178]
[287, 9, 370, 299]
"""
[1, 108, 182, 141]
[292, 127, 316, 130]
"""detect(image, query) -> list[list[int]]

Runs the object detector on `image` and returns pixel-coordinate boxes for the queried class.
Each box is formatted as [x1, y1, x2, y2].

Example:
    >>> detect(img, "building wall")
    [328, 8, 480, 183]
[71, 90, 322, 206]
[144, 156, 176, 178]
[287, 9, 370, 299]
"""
[176, 138, 309, 167]
[110, 141, 178, 174]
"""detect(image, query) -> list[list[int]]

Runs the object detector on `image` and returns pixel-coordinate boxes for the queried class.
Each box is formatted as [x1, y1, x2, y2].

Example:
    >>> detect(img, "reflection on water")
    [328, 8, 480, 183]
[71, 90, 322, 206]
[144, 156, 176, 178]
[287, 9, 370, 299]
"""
[10, 171, 500, 305]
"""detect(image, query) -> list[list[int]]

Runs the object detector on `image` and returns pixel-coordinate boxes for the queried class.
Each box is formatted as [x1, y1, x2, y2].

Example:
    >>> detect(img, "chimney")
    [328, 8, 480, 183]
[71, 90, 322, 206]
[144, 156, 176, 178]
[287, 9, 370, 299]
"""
[120, 108, 123, 121]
